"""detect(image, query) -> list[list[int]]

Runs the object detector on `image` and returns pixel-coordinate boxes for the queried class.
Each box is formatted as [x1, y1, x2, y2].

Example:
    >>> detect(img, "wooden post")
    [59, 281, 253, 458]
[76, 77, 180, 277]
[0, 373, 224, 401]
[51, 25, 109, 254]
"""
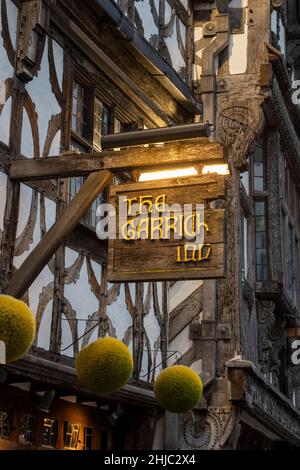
[4, 170, 112, 299]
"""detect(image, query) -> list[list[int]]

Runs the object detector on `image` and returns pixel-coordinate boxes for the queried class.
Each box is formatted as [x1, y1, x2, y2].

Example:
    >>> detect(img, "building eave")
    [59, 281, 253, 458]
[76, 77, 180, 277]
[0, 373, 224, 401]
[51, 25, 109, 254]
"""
[227, 359, 300, 447]
[92, 0, 202, 115]
[2, 353, 158, 409]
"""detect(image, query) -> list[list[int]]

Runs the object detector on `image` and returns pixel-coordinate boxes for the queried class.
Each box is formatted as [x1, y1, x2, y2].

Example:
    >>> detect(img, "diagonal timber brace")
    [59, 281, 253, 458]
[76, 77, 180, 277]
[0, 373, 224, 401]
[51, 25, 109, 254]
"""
[4, 170, 112, 299]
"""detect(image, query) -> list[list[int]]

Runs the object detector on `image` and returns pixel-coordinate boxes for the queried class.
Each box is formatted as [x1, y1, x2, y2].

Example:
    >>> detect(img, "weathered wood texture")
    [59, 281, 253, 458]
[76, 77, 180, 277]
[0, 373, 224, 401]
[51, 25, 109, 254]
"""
[9, 139, 225, 181]
[169, 284, 203, 341]
[52, 0, 195, 126]
[4, 171, 112, 299]
[108, 174, 227, 282]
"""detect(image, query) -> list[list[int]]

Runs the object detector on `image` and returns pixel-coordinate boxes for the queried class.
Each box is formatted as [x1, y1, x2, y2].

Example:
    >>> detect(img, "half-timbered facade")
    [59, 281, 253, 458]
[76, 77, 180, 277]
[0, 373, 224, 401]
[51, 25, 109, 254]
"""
[0, 0, 300, 451]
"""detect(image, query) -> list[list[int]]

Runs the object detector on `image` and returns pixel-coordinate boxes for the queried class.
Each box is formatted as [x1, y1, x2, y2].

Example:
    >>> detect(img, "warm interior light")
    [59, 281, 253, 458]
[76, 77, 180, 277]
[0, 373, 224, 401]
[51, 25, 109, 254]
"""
[139, 167, 198, 182]
[202, 164, 229, 175]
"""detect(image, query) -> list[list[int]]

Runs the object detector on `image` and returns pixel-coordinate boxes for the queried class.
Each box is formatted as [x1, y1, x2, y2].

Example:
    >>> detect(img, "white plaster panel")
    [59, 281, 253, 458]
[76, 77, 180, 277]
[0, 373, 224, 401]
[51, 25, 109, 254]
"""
[190, 359, 203, 375]
[229, 0, 247, 7]
[229, 31, 248, 75]
[0, 98, 11, 145]
[168, 326, 193, 365]
[36, 298, 53, 351]
[20, 108, 35, 158]
[106, 283, 132, 341]
[271, 10, 277, 33]
[169, 280, 202, 312]
[15, 189, 56, 265]
[61, 313, 73, 357]
[15, 183, 34, 239]
[228, 1, 248, 75]
[6, 0, 18, 48]
[0, 1, 15, 82]
[28, 264, 53, 314]
[64, 251, 100, 349]
[52, 39, 64, 90]
[143, 288, 161, 351]
[278, 17, 286, 57]
[25, 36, 61, 158]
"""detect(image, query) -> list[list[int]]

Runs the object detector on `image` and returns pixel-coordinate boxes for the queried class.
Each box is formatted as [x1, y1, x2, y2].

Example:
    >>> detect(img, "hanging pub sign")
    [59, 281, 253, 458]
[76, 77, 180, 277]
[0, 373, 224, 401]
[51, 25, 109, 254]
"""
[106, 172, 227, 282]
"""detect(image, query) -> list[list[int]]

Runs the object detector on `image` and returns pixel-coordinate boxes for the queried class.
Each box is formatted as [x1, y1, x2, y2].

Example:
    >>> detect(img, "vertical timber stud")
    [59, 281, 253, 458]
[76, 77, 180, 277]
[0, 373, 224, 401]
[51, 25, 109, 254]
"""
[50, 47, 75, 353]
[4, 171, 112, 299]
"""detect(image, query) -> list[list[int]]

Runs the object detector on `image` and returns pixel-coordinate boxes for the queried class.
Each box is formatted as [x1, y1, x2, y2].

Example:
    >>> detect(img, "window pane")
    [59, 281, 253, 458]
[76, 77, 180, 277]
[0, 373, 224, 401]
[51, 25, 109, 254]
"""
[72, 82, 89, 139]
[254, 146, 263, 162]
[42, 419, 57, 447]
[19, 415, 35, 443]
[255, 216, 266, 232]
[0, 411, 10, 438]
[255, 200, 268, 281]
[255, 202, 265, 216]
[254, 176, 264, 192]
[93, 99, 110, 150]
[256, 232, 266, 249]
[64, 422, 80, 449]
[254, 162, 264, 177]
[84, 427, 93, 450]
[256, 249, 267, 266]
[257, 264, 267, 281]
[253, 144, 265, 191]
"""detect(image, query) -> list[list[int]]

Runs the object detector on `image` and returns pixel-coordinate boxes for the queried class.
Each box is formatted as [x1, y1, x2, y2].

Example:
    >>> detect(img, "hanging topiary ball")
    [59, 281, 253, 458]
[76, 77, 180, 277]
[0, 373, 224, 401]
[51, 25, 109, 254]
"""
[0, 295, 36, 363]
[76, 337, 133, 394]
[154, 365, 203, 413]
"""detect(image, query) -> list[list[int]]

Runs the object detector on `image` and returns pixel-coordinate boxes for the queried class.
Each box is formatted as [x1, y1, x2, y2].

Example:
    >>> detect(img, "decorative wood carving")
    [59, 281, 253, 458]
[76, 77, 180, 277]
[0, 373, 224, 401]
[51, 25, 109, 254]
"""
[16, 0, 49, 81]
[218, 97, 265, 168]
[257, 300, 286, 387]
[181, 407, 239, 450]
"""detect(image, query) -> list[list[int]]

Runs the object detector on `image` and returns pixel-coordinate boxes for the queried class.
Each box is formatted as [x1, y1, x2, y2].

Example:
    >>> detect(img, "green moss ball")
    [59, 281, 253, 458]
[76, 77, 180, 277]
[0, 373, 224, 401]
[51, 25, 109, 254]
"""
[154, 365, 203, 413]
[76, 337, 133, 394]
[0, 295, 36, 363]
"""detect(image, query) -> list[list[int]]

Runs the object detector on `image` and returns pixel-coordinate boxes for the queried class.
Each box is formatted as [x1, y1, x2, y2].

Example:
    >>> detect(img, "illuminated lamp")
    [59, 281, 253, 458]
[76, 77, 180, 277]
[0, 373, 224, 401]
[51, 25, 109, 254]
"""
[139, 167, 198, 182]
[202, 164, 230, 175]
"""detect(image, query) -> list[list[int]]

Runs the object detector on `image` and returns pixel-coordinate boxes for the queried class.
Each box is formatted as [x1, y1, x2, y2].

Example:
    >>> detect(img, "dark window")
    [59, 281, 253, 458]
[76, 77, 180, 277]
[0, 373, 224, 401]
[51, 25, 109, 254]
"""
[69, 82, 117, 230]
[42, 418, 57, 448]
[93, 98, 110, 150]
[100, 429, 109, 450]
[241, 215, 248, 279]
[72, 81, 90, 140]
[253, 142, 265, 192]
[255, 201, 268, 281]
[64, 422, 80, 449]
[83, 426, 93, 450]
[0, 410, 11, 438]
[19, 415, 35, 444]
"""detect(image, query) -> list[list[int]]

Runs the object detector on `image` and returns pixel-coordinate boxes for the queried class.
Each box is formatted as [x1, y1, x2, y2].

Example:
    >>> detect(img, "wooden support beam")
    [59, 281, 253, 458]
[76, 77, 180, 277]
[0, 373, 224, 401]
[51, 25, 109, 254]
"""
[10, 139, 225, 182]
[4, 171, 112, 299]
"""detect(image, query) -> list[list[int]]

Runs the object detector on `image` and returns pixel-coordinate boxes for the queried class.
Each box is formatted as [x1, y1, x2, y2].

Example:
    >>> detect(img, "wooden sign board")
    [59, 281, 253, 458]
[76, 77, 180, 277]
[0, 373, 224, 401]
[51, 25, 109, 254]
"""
[107, 174, 227, 282]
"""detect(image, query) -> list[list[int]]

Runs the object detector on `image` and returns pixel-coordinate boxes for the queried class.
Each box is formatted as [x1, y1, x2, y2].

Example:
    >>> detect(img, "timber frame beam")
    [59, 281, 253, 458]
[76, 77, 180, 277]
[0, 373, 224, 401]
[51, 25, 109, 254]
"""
[10, 139, 225, 182]
[4, 171, 112, 299]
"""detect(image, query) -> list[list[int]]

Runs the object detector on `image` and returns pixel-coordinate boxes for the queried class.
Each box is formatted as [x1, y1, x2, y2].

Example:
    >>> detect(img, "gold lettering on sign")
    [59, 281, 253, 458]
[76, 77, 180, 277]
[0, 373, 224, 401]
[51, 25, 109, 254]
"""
[121, 193, 213, 264]
[176, 244, 212, 263]
[127, 194, 167, 215]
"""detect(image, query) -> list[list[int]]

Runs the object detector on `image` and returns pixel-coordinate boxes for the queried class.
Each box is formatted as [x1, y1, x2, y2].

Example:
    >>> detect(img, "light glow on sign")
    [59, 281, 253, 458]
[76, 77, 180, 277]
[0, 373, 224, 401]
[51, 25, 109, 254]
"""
[202, 164, 229, 175]
[139, 167, 198, 182]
